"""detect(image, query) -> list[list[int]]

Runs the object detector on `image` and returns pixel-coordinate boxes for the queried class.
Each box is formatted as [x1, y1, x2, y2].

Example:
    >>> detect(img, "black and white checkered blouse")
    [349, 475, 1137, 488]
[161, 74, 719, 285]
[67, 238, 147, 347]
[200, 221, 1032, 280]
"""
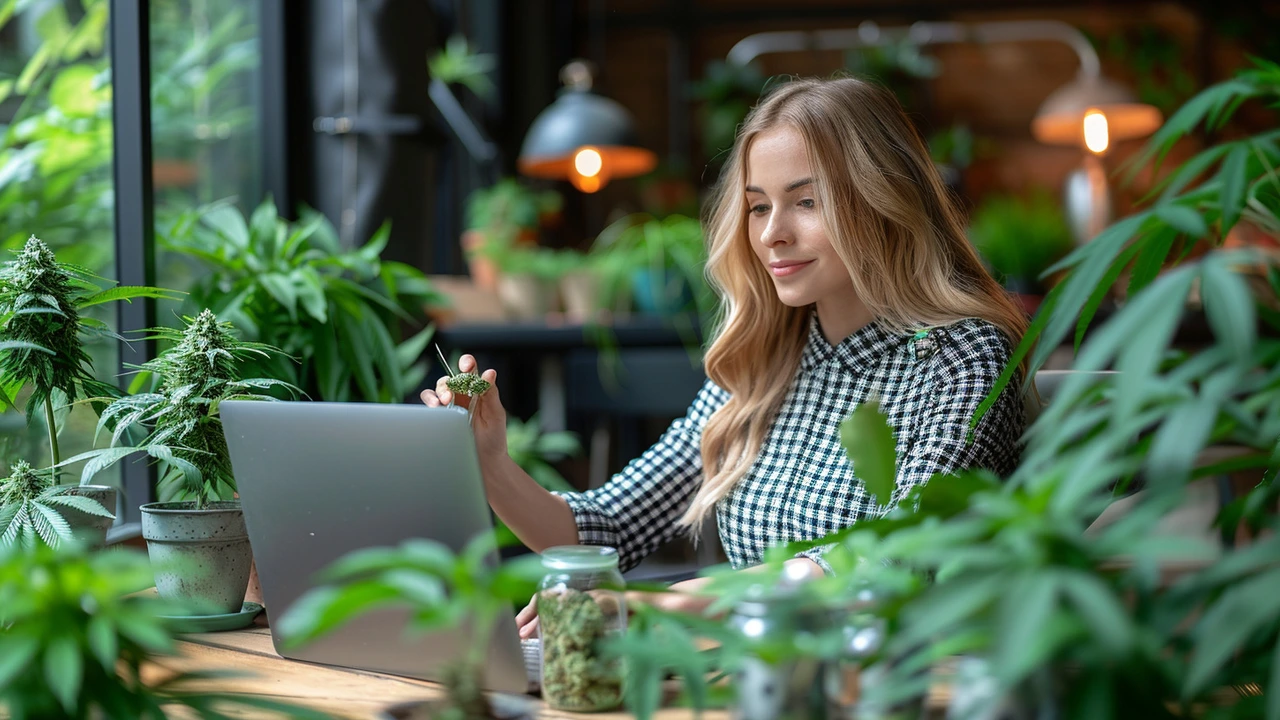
[555, 314, 1025, 574]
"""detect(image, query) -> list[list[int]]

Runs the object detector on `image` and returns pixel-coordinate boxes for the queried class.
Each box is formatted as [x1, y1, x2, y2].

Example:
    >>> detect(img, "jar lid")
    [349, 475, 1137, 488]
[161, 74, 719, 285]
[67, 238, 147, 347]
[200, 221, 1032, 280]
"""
[541, 545, 620, 570]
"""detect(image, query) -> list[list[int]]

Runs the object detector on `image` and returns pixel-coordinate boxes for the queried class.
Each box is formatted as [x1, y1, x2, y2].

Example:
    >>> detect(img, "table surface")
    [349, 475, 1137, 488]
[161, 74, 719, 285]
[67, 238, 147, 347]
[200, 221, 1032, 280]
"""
[157, 622, 722, 719]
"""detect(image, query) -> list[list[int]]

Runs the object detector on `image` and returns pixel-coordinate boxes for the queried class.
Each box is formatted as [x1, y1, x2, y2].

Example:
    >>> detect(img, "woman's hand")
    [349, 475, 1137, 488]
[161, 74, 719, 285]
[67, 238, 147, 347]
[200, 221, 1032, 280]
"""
[516, 596, 539, 639]
[420, 354, 508, 462]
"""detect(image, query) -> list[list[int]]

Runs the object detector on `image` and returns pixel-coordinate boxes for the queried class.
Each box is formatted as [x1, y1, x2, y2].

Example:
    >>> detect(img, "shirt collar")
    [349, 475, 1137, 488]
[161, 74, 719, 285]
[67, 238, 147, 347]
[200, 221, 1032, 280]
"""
[800, 312, 901, 372]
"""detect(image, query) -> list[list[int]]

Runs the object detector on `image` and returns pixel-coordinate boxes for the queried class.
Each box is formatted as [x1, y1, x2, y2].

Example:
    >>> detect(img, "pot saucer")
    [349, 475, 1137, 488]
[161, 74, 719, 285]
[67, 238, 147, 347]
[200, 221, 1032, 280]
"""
[158, 601, 263, 633]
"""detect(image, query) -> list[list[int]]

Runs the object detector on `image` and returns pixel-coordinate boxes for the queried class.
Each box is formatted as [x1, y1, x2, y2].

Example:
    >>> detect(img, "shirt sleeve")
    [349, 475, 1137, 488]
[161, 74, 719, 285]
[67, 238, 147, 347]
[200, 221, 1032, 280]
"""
[553, 379, 730, 573]
[892, 322, 1024, 504]
[796, 322, 1025, 575]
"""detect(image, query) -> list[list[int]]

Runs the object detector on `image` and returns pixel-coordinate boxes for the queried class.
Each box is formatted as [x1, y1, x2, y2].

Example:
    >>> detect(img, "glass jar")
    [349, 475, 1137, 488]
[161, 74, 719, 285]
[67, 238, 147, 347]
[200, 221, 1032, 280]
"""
[728, 586, 832, 720]
[537, 545, 627, 712]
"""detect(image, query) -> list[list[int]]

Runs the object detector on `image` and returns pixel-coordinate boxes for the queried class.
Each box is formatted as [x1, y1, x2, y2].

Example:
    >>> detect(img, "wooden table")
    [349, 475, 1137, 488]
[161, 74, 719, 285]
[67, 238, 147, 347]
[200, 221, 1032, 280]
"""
[153, 620, 723, 719]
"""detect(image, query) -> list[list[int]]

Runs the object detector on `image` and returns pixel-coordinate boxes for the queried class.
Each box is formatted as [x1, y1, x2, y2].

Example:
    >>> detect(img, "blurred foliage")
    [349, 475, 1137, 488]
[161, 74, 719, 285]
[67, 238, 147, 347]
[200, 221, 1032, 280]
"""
[592, 213, 713, 321]
[968, 190, 1075, 293]
[0, 541, 326, 719]
[505, 412, 580, 493]
[428, 33, 496, 99]
[160, 199, 442, 403]
[690, 60, 768, 171]
[0, 0, 113, 271]
[278, 535, 544, 720]
[844, 36, 941, 113]
[0, 0, 259, 273]
[1089, 26, 1198, 116]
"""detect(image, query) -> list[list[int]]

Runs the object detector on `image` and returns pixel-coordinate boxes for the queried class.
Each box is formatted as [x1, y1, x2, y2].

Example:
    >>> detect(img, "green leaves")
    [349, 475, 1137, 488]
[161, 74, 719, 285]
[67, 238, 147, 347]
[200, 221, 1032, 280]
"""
[1184, 566, 1280, 697]
[0, 237, 177, 466]
[840, 400, 898, 506]
[78, 310, 301, 507]
[1220, 144, 1251, 235]
[160, 199, 440, 403]
[278, 533, 533, 713]
[1200, 252, 1257, 362]
[0, 540, 320, 718]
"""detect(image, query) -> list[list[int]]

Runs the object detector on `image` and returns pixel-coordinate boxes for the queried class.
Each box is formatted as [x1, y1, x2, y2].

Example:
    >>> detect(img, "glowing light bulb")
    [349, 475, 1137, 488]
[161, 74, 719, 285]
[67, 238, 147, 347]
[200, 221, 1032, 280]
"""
[1083, 110, 1109, 155]
[569, 147, 606, 193]
[573, 147, 603, 178]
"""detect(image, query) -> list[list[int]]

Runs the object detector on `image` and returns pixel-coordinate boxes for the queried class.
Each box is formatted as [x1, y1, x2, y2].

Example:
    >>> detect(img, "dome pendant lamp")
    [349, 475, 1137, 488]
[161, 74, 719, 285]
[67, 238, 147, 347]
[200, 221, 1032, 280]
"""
[517, 60, 657, 193]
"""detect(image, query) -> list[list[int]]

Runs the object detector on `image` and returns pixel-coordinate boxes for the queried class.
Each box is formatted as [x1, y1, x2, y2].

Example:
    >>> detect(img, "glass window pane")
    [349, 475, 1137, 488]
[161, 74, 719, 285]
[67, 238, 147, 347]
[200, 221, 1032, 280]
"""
[0, 1, 118, 489]
[150, 0, 261, 306]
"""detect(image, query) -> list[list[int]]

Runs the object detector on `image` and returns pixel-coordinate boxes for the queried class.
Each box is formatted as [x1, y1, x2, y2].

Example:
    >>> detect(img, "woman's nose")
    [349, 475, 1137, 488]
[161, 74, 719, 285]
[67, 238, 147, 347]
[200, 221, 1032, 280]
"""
[759, 214, 793, 248]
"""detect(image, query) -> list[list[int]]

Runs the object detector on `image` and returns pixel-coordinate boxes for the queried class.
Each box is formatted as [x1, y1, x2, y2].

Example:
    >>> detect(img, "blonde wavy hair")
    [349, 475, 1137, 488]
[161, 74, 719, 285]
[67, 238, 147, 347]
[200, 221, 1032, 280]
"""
[679, 77, 1029, 530]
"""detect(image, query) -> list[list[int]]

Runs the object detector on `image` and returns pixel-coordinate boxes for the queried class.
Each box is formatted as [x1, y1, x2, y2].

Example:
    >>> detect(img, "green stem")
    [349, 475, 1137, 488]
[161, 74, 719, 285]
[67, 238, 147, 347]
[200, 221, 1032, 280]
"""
[44, 394, 60, 471]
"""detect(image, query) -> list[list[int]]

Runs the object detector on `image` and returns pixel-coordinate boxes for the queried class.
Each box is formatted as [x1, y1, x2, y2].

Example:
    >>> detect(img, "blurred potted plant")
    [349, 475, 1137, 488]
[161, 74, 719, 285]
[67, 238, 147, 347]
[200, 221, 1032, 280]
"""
[485, 245, 573, 320]
[505, 413, 581, 493]
[967, 190, 1074, 312]
[0, 540, 325, 719]
[67, 310, 300, 615]
[0, 237, 179, 546]
[279, 535, 544, 720]
[593, 213, 712, 320]
[161, 198, 440, 403]
[464, 179, 563, 292]
[692, 61, 767, 178]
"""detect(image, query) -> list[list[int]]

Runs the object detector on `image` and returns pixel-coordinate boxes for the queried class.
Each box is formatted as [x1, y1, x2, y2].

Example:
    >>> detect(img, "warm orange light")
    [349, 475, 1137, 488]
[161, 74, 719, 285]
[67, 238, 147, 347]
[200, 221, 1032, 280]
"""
[573, 147, 603, 178]
[569, 146, 607, 193]
[1083, 110, 1109, 154]
[571, 174, 603, 193]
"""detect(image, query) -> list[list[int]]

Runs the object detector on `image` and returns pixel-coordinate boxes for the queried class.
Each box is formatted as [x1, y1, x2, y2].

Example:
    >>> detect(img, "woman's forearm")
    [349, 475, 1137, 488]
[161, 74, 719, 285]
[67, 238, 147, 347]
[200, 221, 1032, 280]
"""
[479, 454, 579, 551]
[634, 558, 825, 616]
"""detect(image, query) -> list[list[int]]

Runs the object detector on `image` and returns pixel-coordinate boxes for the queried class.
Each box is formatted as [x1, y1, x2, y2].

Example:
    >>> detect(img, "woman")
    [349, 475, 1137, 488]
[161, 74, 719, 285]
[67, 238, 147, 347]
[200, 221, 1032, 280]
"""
[422, 77, 1027, 632]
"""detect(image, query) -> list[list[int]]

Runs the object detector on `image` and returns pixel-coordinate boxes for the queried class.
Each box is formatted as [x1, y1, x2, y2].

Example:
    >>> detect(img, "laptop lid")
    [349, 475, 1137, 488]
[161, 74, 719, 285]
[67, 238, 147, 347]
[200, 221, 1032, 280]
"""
[221, 400, 527, 694]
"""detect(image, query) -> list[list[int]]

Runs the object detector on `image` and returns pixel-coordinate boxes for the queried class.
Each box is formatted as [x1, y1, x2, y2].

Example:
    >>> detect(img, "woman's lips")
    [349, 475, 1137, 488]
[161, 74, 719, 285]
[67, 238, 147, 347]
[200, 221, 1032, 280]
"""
[769, 259, 814, 277]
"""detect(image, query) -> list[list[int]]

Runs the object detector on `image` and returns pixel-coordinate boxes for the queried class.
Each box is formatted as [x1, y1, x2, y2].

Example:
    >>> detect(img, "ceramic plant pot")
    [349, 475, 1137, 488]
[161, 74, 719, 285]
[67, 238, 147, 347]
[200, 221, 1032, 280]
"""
[140, 501, 252, 615]
[559, 271, 602, 322]
[630, 268, 691, 316]
[462, 230, 500, 291]
[497, 273, 555, 320]
[61, 485, 116, 548]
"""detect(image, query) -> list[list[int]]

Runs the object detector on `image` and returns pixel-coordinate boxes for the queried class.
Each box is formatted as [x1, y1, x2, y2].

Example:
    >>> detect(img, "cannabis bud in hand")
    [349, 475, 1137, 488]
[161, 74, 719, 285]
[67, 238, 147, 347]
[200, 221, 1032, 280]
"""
[436, 345, 491, 405]
[445, 373, 491, 398]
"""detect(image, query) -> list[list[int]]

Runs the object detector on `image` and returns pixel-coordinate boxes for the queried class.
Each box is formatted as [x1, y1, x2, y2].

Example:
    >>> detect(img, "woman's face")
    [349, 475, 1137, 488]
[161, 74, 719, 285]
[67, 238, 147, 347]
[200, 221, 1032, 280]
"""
[745, 126, 857, 310]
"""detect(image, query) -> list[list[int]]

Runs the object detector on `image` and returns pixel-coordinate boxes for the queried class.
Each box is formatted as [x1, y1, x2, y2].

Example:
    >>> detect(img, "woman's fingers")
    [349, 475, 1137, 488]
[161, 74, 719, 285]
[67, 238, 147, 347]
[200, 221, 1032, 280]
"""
[419, 389, 442, 407]
[459, 354, 477, 374]
[516, 596, 538, 639]
[516, 596, 536, 623]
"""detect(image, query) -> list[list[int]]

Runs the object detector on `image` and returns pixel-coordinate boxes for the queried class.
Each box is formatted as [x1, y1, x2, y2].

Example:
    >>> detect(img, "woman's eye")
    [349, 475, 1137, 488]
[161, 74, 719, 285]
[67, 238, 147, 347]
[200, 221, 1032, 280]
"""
[750, 204, 770, 215]
[799, 198, 816, 209]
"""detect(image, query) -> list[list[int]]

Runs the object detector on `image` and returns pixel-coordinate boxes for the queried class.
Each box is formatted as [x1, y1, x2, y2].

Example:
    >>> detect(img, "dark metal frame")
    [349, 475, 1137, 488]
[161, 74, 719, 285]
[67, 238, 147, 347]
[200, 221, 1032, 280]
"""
[259, 0, 295, 218]
[109, 0, 156, 526]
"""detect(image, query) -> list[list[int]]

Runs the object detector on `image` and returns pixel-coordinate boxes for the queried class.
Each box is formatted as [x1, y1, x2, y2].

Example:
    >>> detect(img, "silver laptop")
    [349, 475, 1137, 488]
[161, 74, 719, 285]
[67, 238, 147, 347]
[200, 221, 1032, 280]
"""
[221, 400, 530, 694]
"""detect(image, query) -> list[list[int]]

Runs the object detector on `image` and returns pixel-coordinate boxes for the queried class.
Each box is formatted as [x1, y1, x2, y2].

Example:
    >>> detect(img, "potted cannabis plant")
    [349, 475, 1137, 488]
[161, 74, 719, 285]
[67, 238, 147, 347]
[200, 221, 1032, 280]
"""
[279, 534, 544, 720]
[0, 236, 178, 547]
[0, 539, 327, 719]
[68, 309, 300, 614]
[0, 460, 113, 549]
